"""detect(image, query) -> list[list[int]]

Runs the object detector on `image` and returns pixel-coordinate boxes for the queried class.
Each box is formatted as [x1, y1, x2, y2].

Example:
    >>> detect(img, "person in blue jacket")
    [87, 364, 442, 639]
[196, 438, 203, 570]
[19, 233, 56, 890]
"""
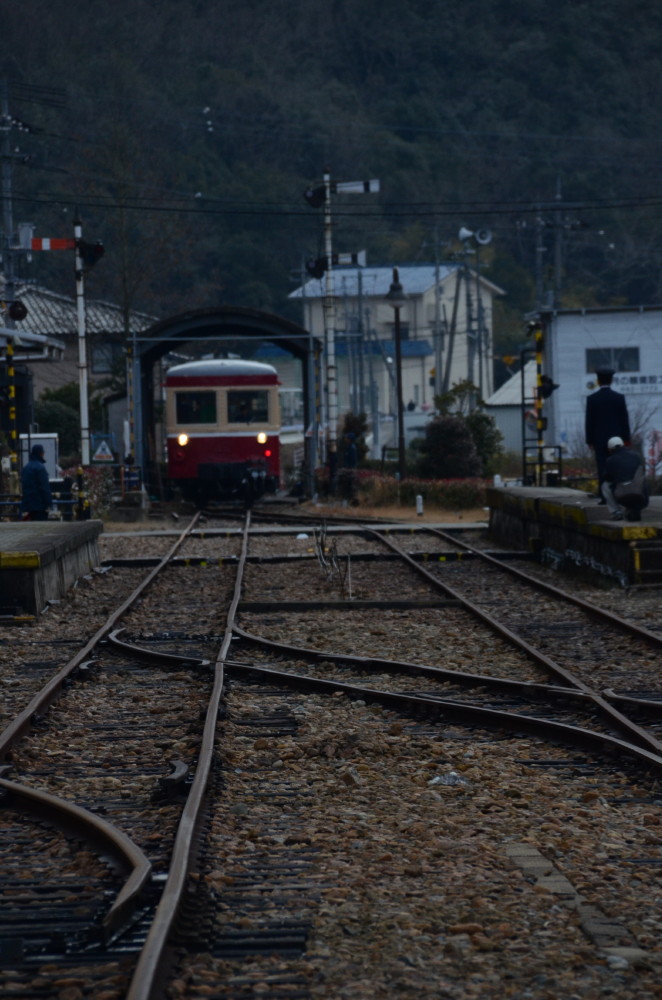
[21, 444, 52, 520]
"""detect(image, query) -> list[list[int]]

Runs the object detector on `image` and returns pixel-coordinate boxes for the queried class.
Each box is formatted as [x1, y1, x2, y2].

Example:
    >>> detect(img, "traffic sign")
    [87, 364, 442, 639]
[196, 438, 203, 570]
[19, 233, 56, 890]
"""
[92, 439, 114, 463]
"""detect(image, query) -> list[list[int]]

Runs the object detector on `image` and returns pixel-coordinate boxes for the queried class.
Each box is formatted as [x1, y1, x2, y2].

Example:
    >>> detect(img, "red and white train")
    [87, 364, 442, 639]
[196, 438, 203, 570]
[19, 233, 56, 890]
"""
[164, 358, 281, 506]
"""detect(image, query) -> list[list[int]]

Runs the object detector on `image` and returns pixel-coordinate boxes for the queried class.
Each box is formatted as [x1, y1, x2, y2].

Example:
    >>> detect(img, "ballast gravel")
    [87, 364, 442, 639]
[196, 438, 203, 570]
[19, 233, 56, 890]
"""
[3, 515, 662, 999]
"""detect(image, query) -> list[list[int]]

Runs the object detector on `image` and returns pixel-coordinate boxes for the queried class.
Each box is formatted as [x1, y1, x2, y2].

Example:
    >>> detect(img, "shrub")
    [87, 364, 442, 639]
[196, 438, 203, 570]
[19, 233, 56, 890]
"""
[358, 471, 487, 509]
[415, 415, 482, 479]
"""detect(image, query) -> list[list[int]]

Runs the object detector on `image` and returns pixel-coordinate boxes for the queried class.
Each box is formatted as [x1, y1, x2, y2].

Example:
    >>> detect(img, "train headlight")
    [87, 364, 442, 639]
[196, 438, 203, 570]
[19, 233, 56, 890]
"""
[256, 432, 267, 444]
[177, 433, 189, 446]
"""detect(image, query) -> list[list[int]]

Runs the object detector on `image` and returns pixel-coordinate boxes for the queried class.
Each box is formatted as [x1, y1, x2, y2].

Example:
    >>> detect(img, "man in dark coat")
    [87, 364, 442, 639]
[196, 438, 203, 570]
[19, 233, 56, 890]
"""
[20, 444, 52, 520]
[585, 366, 631, 497]
[601, 436, 649, 522]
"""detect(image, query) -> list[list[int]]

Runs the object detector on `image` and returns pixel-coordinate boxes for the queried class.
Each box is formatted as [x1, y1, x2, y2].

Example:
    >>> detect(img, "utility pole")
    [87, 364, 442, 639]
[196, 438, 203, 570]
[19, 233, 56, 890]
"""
[303, 174, 379, 492]
[1, 80, 18, 479]
[554, 176, 563, 308]
[74, 214, 91, 466]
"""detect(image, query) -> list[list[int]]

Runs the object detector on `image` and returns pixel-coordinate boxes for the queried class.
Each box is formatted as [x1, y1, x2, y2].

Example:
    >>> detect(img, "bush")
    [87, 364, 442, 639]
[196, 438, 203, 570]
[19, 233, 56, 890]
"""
[415, 415, 482, 479]
[358, 471, 487, 509]
[34, 400, 80, 455]
[82, 466, 116, 516]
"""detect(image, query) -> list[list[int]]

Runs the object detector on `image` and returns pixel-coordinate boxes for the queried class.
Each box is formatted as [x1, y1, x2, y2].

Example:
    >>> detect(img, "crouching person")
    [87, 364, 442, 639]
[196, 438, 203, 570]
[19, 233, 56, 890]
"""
[601, 436, 649, 522]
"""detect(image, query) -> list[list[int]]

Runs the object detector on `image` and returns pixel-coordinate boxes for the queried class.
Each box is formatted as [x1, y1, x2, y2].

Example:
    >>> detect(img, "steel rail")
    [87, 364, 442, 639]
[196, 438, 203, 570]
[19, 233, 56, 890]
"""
[427, 526, 662, 649]
[233, 625, 662, 717]
[107, 628, 211, 670]
[126, 510, 251, 1000]
[366, 528, 662, 758]
[0, 513, 200, 941]
[226, 661, 662, 774]
[232, 624, 593, 705]
[0, 513, 200, 760]
[0, 777, 151, 941]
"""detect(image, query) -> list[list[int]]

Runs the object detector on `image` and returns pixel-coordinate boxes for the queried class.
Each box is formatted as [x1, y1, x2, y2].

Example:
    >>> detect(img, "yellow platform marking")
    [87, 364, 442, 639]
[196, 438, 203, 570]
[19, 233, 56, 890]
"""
[0, 551, 40, 569]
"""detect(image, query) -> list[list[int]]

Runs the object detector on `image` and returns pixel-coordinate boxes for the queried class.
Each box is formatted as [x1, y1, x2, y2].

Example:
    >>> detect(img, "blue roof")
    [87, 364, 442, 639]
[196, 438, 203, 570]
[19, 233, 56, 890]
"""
[365, 339, 433, 358]
[254, 338, 433, 359]
[289, 265, 459, 300]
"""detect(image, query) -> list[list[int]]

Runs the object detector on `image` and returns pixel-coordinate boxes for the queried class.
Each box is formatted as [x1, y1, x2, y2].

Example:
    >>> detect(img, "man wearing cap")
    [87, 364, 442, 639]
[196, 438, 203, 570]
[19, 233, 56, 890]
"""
[585, 366, 631, 499]
[21, 444, 52, 521]
[601, 436, 648, 521]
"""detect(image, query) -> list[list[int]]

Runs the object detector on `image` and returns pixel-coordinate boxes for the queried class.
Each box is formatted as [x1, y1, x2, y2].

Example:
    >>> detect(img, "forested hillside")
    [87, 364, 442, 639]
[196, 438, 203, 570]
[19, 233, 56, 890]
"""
[4, 0, 662, 358]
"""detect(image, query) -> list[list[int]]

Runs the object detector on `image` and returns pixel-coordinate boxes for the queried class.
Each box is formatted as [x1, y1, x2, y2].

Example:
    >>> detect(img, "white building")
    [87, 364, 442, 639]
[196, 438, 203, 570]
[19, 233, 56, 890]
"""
[543, 306, 662, 474]
[285, 263, 503, 452]
[484, 360, 537, 454]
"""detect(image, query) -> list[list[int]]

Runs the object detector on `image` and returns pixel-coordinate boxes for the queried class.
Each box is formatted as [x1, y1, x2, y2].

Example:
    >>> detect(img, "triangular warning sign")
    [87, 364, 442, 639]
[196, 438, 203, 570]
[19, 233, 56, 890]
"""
[92, 439, 115, 463]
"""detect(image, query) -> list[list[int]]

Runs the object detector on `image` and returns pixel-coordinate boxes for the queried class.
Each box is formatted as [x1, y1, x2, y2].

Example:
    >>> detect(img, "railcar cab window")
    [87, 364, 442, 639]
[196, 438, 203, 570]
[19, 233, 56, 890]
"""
[586, 347, 640, 373]
[176, 391, 217, 424]
[228, 390, 269, 424]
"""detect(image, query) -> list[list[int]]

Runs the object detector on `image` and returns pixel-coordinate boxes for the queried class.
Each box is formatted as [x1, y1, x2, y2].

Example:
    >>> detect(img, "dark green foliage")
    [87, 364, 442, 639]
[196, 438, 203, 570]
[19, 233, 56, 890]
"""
[39, 384, 103, 430]
[5, 1, 662, 326]
[464, 410, 504, 475]
[338, 412, 369, 467]
[33, 400, 80, 456]
[415, 415, 482, 479]
[432, 382, 503, 474]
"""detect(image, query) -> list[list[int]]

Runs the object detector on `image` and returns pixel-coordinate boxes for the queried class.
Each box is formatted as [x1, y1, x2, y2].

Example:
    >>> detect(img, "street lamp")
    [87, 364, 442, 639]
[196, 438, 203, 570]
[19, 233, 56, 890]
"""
[385, 267, 408, 481]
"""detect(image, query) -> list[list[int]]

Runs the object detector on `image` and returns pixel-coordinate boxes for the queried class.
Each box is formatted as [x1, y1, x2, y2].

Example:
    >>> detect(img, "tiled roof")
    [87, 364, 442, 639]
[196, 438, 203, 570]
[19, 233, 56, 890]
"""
[3, 283, 156, 339]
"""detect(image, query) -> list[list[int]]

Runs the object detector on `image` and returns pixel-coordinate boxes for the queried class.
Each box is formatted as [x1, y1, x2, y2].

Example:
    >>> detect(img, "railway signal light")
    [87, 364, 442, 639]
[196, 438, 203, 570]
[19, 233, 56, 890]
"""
[538, 375, 559, 399]
[303, 185, 326, 209]
[306, 256, 326, 279]
[76, 239, 105, 269]
[8, 300, 27, 321]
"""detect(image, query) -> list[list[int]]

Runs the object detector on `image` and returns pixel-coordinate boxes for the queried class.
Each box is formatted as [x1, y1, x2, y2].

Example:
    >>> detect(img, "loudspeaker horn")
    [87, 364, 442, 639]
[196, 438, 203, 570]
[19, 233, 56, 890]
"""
[458, 226, 474, 242]
[475, 228, 492, 245]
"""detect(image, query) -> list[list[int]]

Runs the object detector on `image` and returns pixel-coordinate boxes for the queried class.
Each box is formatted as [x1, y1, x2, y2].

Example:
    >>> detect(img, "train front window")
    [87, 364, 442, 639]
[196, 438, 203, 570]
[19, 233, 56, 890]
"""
[176, 391, 217, 424]
[228, 390, 269, 423]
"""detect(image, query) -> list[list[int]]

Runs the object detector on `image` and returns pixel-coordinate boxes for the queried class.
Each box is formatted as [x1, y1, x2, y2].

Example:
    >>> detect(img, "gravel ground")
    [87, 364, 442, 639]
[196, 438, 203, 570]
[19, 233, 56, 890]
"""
[175, 685, 662, 1000]
[4, 514, 662, 999]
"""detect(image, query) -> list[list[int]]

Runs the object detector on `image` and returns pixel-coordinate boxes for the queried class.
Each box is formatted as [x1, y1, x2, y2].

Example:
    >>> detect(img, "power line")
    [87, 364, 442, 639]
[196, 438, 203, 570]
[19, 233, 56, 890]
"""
[11, 190, 662, 221]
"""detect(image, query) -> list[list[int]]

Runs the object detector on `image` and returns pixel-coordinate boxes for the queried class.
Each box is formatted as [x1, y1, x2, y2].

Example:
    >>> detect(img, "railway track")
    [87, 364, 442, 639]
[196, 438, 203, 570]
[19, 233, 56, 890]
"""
[2, 512, 662, 997]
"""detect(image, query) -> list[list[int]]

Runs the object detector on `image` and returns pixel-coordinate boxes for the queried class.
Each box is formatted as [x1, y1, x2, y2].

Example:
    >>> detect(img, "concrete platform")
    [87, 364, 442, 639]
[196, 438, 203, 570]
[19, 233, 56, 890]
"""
[0, 521, 103, 619]
[488, 486, 662, 587]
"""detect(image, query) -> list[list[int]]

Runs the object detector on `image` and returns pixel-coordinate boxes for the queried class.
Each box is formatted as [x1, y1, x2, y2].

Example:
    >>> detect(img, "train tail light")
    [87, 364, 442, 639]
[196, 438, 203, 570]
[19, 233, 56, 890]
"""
[265, 449, 272, 457]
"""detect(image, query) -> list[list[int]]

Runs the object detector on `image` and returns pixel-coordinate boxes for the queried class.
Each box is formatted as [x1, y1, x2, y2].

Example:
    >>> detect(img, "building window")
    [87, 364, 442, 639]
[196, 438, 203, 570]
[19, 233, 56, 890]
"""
[176, 391, 217, 424]
[386, 321, 410, 341]
[91, 340, 124, 374]
[586, 347, 640, 373]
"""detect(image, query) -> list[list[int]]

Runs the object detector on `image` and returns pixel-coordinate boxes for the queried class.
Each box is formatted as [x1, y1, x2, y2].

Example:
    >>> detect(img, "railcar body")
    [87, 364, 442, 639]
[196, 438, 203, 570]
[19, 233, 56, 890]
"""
[164, 359, 281, 506]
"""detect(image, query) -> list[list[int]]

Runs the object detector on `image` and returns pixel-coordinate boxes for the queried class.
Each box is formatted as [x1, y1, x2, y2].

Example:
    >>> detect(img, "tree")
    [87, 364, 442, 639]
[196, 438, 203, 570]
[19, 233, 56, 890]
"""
[433, 381, 503, 474]
[33, 400, 80, 457]
[338, 411, 368, 466]
[415, 414, 482, 479]
[465, 410, 504, 475]
[39, 384, 103, 430]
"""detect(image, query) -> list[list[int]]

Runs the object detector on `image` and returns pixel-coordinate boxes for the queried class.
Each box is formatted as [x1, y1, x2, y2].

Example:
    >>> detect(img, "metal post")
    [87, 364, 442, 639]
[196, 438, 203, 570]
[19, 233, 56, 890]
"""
[534, 322, 545, 485]
[394, 304, 405, 481]
[5, 335, 17, 475]
[385, 268, 408, 482]
[357, 268, 365, 414]
[322, 171, 338, 491]
[305, 329, 317, 497]
[74, 216, 90, 465]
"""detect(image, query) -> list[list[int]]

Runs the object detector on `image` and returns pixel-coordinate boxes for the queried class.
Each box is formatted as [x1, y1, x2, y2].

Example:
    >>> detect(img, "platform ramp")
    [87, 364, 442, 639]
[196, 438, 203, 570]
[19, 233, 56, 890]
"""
[488, 486, 662, 587]
[0, 521, 103, 619]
